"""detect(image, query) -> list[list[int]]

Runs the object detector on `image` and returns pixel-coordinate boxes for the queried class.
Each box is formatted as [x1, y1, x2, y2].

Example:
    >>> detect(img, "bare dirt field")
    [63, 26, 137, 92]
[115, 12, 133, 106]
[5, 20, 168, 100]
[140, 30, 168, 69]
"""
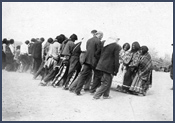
[2, 70, 173, 121]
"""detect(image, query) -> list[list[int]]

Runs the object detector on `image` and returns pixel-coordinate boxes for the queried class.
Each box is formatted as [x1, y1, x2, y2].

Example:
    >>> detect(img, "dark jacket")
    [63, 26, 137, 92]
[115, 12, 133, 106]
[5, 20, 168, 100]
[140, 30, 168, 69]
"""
[71, 42, 82, 57]
[32, 42, 42, 59]
[62, 40, 75, 56]
[84, 37, 101, 68]
[96, 42, 120, 75]
[28, 42, 34, 55]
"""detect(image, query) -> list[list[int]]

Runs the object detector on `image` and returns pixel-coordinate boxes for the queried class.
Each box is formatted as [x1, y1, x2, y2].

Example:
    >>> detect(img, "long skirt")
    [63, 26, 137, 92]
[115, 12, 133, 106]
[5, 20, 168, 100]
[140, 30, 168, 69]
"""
[129, 71, 152, 95]
[122, 67, 137, 91]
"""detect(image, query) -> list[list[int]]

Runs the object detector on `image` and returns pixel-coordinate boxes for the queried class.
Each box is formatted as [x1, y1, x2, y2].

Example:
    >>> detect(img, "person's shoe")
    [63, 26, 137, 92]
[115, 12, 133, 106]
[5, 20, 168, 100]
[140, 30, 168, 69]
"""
[90, 90, 96, 94]
[103, 96, 112, 99]
[63, 87, 69, 90]
[92, 97, 100, 100]
[39, 82, 46, 86]
[69, 89, 75, 93]
[142, 91, 146, 96]
[116, 85, 121, 91]
[75, 92, 82, 96]
[84, 89, 90, 92]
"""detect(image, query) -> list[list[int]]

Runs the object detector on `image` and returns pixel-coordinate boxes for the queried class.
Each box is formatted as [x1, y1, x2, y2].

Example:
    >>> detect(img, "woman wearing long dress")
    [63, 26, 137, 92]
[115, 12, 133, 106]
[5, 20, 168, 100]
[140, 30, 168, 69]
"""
[115, 43, 131, 90]
[129, 46, 153, 96]
[122, 42, 141, 93]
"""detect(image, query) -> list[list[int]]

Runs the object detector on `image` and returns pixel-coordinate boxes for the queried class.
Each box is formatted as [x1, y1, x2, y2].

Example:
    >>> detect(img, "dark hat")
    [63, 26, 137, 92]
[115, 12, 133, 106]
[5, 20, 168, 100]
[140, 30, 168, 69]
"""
[91, 30, 97, 34]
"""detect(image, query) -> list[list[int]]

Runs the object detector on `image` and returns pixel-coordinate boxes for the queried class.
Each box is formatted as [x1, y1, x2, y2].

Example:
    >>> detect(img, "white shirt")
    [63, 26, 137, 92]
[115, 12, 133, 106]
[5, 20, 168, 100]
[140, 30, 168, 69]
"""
[80, 38, 88, 52]
[50, 42, 61, 59]
[20, 43, 28, 54]
[9, 44, 15, 54]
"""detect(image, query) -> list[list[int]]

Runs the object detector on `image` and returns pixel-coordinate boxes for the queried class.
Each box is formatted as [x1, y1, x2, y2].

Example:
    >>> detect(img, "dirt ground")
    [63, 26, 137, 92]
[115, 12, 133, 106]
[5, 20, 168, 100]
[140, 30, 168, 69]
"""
[2, 70, 173, 121]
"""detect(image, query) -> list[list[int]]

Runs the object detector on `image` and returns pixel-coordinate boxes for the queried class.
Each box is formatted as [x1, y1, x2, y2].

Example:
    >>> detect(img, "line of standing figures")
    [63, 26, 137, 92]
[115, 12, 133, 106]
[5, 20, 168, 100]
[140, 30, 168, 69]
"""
[2, 30, 154, 99]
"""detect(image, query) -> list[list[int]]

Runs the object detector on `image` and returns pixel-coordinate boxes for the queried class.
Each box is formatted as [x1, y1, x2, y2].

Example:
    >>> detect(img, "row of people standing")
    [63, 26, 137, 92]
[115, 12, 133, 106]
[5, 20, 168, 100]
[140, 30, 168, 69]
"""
[33, 30, 153, 98]
[2, 37, 45, 73]
[35, 30, 121, 99]
[2, 30, 153, 99]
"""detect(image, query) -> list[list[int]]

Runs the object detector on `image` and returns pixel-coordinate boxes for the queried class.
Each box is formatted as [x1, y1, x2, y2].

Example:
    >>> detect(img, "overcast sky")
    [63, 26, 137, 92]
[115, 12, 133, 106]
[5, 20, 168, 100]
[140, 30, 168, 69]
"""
[2, 2, 173, 57]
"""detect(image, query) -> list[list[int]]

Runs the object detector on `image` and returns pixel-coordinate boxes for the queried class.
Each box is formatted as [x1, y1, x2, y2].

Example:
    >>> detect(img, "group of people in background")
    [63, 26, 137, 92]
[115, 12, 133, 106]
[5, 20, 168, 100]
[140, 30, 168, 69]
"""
[2, 29, 173, 99]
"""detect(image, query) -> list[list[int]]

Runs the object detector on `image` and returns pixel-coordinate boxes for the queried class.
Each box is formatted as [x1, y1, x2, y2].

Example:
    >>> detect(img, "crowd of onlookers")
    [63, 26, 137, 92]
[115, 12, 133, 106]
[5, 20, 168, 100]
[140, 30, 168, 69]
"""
[2, 30, 173, 99]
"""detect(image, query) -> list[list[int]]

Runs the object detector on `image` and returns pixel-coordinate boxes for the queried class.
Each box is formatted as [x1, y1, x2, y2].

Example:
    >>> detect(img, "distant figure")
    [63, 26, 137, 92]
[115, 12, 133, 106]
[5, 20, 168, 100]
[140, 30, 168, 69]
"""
[32, 38, 44, 74]
[9, 39, 15, 55]
[2, 38, 7, 69]
[20, 40, 30, 72]
[28, 38, 37, 73]
[170, 44, 173, 90]
[5, 40, 15, 71]
[33, 38, 54, 80]
[14, 45, 21, 71]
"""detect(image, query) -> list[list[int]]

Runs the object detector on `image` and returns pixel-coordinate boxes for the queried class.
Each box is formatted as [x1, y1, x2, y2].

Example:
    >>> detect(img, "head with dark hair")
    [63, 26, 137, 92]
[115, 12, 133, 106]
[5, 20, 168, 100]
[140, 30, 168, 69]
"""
[40, 37, 45, 42]
[140, 46, 149, 55]
[56, 34, 66, 44]
[70, 34, 78, 42]
[10, 39, 14, 44]
[60, 34, 67, 41]
[47, 38, 54, 44]
[16, 45, 20, 50]
[31, 38, 36, 42]
[6, 40, 11, 45]
[25, 40, 30, 44]
[131, 41, 140, 52]
[2, 38, 7, 44]
[123, 43, 130, 51]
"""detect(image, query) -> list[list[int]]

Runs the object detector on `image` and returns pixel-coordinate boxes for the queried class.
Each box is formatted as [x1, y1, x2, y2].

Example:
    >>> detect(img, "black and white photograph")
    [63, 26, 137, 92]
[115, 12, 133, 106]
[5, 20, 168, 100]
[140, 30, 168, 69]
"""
[2, 2, 173, 121]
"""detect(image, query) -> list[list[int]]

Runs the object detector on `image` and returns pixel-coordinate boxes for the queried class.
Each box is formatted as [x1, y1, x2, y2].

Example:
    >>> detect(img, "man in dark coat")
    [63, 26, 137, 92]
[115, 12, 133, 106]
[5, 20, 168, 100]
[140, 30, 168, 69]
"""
[93, 36, 120, 99]
[32, 38, 44, 74]
[74, 31, 103, 95]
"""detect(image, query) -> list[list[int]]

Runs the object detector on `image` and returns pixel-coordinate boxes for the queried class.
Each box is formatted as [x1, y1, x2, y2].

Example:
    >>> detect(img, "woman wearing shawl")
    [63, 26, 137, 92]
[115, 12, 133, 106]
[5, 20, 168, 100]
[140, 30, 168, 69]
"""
[116, 43, 131, 91]
[122, 42, 141, 93]
[129, 46, 153, 96]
